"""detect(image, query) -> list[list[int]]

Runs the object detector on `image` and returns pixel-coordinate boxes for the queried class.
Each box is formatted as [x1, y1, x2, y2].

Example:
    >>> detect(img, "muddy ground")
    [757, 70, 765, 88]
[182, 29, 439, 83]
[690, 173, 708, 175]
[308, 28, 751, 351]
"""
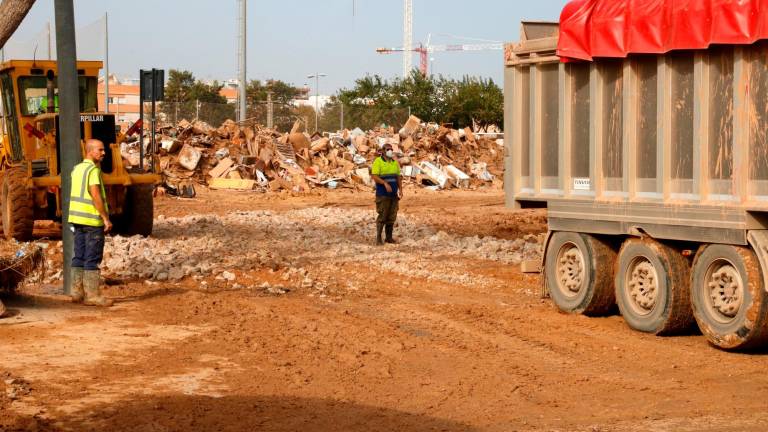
[2, 188, 768, 432]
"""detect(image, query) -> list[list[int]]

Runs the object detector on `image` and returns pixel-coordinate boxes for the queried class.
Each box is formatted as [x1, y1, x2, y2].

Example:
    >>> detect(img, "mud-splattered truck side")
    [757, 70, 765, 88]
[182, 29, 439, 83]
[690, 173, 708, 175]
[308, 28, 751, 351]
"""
[503, 2, 768, 350]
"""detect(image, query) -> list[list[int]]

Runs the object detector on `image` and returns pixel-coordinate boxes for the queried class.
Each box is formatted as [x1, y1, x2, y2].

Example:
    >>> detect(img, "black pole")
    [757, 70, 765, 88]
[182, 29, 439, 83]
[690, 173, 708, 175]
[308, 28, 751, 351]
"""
[54, 0, 80, 295]
[139, 69, 144, 171]
[150, 68, 156, 173]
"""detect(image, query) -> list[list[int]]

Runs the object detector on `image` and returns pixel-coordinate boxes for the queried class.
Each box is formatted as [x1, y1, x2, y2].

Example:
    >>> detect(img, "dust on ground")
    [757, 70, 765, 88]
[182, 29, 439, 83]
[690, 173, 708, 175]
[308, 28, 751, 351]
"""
[2, 188, 768, 432]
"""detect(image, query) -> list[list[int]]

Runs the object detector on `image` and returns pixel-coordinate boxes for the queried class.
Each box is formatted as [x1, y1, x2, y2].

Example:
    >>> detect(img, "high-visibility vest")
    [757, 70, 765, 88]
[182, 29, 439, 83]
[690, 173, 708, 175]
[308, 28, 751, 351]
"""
[68, 160, 108, 227]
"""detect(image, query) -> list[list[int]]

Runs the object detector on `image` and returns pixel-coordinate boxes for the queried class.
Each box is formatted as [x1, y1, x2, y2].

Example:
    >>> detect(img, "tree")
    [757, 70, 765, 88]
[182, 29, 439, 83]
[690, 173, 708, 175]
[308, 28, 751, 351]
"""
[161, 69, 232, 125]
[334, 72, 503, 131]
[245, 79, 304, 131]
[246, 79, 302, 104]
[163, 70, 196, 105]
[0, 0, 36, 49]
[391, 70, 438, 120]
[336, 75, 408, 130]
[443, 77, 503, 130]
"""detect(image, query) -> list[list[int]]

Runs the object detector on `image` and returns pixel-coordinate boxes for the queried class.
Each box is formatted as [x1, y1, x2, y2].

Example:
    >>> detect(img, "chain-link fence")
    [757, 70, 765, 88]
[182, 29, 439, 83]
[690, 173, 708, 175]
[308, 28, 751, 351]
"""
[157, 101, 411, 133]
[318, 104, 410, 132]
[160, 101, 236, 128]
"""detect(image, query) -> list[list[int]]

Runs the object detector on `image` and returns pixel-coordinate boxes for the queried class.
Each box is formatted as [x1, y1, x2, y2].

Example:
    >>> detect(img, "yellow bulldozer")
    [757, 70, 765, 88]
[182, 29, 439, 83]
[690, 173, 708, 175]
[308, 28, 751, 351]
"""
[0, 59, 160, 240]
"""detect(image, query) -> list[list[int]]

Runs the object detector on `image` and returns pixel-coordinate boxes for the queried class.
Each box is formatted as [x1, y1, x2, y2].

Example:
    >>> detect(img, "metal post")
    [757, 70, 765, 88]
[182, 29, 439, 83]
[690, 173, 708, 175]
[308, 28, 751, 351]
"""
[195, 99, 199, 122]
[307, 73, 326, 132]
[104, 12, 109, 113]
[151, 68, 157, 172]
[340, 102, 344, 131]
[46, 21, 51, 60]
[54, 0, 80, 295]
[266, 91, 273, 129]
[139, 69, 144, 171]
[238, 0, 247, 123]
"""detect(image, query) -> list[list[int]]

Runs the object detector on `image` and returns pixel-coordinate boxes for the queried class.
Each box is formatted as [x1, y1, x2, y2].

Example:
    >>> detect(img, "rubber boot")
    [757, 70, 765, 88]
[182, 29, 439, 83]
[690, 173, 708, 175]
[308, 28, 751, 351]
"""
[83, 270, 113, 307]
[70, 267, 85, 303]
[376, 223, 385, 246]
[385, 224, 397, 244]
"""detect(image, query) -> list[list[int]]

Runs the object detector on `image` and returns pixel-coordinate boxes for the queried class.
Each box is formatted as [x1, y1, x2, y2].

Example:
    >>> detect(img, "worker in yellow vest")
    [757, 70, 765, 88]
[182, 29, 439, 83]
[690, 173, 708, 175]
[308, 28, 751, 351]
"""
[371, 143, 403, 245]
[68, 139, 113, 307]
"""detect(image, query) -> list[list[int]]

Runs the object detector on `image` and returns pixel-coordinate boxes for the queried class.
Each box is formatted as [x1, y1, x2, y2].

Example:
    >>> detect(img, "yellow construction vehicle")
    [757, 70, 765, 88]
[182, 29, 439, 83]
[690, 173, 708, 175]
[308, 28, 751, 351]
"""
[0, 59, 160, 240]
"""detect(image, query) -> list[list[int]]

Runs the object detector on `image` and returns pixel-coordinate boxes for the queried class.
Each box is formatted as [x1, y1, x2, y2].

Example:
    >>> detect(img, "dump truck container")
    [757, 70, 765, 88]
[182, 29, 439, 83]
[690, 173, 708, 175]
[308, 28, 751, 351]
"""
[503, 2, 768, 350]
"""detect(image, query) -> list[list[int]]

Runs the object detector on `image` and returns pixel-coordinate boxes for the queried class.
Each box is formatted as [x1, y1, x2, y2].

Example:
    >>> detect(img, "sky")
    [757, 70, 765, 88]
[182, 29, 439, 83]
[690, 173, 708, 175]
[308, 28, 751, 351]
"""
[3, 0, 569, 95]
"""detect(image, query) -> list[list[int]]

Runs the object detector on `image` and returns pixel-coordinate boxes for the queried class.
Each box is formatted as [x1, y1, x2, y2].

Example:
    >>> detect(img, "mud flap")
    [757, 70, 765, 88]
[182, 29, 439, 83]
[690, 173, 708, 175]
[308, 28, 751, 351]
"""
[747, 230, 768, 294]
[540, 230, 554, 299]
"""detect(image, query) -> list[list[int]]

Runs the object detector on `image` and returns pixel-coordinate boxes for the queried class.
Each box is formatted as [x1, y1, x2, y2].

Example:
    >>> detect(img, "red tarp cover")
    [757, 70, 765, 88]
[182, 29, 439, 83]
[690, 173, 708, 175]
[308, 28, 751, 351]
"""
[557, 0, 768, 61]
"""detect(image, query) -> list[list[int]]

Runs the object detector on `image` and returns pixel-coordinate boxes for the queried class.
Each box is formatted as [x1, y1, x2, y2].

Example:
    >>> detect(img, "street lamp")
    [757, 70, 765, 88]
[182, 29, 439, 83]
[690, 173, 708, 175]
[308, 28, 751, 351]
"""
[307, 73, 327, 132]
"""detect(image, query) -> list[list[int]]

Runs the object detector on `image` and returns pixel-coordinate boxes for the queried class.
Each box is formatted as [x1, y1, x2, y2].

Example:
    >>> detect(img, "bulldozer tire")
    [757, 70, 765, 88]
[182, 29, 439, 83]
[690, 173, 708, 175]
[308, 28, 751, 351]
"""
[691, 244, 768, 350]
[545, 232, 617, 316]
[614, 238, 694, 335]
[119, 185, 153, 237]
[1, 168, 34, 241]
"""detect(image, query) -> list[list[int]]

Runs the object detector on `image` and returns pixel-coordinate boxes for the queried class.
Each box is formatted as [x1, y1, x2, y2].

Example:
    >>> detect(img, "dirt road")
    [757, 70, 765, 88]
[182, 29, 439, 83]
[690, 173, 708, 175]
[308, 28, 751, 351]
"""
[2, 189, 768, 431]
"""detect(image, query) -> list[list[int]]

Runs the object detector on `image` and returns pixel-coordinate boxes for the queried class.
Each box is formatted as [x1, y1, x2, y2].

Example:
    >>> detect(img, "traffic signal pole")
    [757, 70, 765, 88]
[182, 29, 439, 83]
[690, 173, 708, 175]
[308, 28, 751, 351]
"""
[54, 0, 80, 295]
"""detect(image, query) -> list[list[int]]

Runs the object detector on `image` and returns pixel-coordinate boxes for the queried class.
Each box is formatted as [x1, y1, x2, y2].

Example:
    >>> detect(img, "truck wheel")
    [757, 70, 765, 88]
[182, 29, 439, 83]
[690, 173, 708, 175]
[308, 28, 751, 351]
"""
[545, 232, 616, 316]
[614, 239, 694, 335]
[691, 245, 768, 350]
[119, 185, 154, 237]
[1, 168, 34, 241]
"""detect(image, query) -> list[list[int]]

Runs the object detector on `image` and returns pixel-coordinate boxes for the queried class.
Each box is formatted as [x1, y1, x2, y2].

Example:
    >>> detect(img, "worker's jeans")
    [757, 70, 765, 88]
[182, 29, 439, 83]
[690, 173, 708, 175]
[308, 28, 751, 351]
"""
[376, 196, 399, 225]
[71, 224, 105, 271]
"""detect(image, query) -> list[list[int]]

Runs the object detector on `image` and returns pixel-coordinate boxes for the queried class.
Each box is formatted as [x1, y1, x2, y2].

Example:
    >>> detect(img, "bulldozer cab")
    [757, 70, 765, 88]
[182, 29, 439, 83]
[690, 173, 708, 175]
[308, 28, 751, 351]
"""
[0, 60, 159, 241]
[0, 60, 113, 172]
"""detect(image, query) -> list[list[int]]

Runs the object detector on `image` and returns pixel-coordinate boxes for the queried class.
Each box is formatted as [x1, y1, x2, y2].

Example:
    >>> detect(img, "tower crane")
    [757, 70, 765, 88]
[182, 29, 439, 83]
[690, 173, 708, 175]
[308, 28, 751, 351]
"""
[403, 0, 413, 77]
[376, 36, 504, 77]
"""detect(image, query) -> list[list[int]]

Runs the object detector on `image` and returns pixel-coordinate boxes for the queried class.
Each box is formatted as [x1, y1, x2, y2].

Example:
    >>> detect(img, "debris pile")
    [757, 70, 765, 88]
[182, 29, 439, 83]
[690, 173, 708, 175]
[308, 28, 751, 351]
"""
[101, 208, 542, 285]
[0, 241, 44, 293]
[121, 116, 504, 196]
[0, 241, 44, 317]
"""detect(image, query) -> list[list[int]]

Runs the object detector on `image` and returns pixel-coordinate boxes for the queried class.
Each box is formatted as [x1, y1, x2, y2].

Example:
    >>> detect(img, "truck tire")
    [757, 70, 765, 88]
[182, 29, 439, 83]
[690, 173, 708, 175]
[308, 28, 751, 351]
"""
[691, 245, 768, 350]
[1, 168, 34, 241]
[614, 238, 694, 335]
[545, 232, 616, 316]
[119, 185, 154, 237]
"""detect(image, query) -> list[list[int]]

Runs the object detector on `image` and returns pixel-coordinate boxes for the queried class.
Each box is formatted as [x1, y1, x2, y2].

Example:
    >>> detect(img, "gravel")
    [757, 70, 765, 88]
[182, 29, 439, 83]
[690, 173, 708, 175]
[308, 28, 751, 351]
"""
[100, 208, 543, 288]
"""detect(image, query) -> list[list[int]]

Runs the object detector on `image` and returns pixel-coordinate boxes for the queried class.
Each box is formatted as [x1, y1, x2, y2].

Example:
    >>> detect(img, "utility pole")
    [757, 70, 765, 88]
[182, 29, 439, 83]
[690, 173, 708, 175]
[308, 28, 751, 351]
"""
[266, 91, 274, 129]
[402, 0, 413, 77]
[46, 21, 51, 60]
[307, 73, 326, 132]
[54, 0, 80, 295]
[237, 0, 247, 123]
[104, 12, 109, 113]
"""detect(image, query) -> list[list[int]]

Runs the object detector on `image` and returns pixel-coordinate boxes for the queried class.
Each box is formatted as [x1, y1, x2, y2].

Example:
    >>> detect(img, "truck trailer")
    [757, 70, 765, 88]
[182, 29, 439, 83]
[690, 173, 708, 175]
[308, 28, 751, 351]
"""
[504, 0, 768, 350]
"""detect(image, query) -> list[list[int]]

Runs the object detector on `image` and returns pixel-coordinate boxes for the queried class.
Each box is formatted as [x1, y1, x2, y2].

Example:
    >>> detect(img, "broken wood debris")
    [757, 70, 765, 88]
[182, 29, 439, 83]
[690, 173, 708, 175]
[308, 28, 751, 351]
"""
[140, 115, 502, 196]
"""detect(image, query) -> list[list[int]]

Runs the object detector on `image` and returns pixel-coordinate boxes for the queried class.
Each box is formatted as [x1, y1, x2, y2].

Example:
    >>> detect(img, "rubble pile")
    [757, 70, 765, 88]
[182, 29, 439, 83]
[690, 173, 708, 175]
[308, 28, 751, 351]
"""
[120, 116, 504, 195]
[0, 241, 44, 293]
[100, 208, 542, 285]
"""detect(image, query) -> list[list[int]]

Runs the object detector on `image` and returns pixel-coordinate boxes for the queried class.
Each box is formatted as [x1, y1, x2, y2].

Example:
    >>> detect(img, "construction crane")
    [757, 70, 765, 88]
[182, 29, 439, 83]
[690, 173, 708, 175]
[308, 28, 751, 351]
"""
[403, 0, 413, 77]
[377, 36, 504, 77]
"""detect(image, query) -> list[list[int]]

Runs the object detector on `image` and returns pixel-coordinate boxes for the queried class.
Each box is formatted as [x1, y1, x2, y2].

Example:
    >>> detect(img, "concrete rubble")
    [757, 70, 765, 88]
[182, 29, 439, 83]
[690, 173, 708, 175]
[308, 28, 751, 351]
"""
[98, 208, 543, 288]
[0, 241, 44, 316]
[121, 115, 503, 196]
